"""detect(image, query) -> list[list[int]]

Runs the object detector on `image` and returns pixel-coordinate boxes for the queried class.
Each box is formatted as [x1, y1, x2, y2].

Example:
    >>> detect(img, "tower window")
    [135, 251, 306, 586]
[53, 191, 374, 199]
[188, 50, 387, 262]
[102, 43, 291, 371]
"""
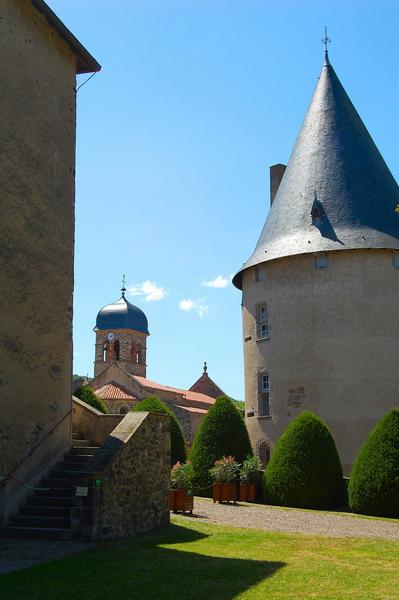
[393, 251, 399, 269]
[256, 304, 268, 339]
[113, 340, 120, 361]
[315, 253, 329, 269]
[103, 342, 109, 362]
[258, 372, 271, 416]
[254, 266, 265, 283]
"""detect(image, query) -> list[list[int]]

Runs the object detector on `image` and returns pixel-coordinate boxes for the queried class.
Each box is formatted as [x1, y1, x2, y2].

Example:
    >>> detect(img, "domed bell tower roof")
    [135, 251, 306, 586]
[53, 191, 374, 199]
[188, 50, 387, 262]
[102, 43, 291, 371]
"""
[233, 50, 399, 289]
[95, 279, 149, 335]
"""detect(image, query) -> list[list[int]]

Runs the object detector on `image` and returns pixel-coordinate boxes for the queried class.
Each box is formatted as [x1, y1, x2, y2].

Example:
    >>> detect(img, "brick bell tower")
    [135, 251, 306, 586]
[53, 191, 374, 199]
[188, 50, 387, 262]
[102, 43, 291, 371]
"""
[94, 277, 149, 378]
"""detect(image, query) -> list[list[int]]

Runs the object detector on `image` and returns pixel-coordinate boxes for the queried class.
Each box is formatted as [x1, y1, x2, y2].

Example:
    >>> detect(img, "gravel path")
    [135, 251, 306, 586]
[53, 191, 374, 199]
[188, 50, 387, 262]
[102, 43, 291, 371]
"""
[174, 498, 399, 541]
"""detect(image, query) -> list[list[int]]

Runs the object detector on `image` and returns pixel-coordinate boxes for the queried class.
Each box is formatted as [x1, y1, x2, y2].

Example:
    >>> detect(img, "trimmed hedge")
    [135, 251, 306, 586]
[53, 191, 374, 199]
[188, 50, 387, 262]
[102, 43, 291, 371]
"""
[132, 396, 186, 466]
[188, 395, 253, 489]
[74, 385, 108, 414]
[349, 410, 399, 518]
[263, 411, 343, 509]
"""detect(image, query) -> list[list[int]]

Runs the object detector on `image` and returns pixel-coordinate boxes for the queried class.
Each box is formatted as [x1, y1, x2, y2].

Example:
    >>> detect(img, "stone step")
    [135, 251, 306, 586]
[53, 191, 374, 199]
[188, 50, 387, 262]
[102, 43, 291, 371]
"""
[71, 439, 92, 447]
[69, 446, 98, 456]
[33, 488, 73, 499]
[72, 431, 82, 439]
[20, 506, 71, 518]
[9, 515, 70, 529]
[26, 495, 74, 507]
[49, 469, 88, 479]
[62, 455, 92, 465]
[0, 527, 74, 541]
[42, 478, 75, 489]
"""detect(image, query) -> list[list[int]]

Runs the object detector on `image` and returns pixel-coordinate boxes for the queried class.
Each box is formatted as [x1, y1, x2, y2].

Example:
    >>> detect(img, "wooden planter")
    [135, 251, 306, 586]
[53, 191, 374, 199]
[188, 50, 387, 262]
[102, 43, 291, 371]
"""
[213, 482, 237, 503]
[169, 489, 194, 514]
[239, 483, 256, 502]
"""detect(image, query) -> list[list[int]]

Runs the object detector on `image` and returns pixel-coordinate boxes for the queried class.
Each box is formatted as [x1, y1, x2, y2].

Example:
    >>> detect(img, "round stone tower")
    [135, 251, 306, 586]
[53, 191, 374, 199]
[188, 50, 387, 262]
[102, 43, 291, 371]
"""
[94, 282, 149, 378]
[233, 52, 399, 475]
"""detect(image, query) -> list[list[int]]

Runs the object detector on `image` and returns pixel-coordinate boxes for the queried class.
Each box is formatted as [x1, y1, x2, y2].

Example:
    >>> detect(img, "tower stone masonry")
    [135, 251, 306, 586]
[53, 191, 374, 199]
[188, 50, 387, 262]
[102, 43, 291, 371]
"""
[233, 52, 399, 475]
[94, 287, 149, 378]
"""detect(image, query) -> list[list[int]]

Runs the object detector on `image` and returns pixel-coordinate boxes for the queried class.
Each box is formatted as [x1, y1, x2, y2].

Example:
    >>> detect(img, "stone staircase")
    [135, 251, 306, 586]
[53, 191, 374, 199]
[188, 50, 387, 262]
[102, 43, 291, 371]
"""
[0, 431, 99, 540]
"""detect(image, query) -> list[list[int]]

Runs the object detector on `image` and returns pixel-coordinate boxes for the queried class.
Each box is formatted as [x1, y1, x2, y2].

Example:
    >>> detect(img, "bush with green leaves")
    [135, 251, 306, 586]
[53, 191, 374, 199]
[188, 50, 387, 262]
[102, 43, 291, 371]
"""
[210, 456, 239, 483]
[349, 410, 399, 518]
[189, 395, 253, 489]
[170, 461, 194, 491]
[263, 411, 343, 509]
[240, 456, 263, 484]
[74, 385, 108, 414]
[132, 396, 186, 466]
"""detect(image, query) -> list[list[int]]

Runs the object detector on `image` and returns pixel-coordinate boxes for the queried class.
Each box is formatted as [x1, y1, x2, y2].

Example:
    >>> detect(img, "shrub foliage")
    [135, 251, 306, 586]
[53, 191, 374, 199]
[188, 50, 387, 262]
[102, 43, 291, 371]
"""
[189, 396, 253, 489]
[348, 410, 399, 518]
[132, 396, 186, 466]
[263, 411, 343, 509]
[74, 385, 108, 414]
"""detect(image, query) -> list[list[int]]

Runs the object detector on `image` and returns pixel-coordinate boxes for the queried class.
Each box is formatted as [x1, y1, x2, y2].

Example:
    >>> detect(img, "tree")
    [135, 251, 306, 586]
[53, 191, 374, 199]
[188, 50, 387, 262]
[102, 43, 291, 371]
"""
[189, 395, 253, 489]
[74, 385, 108, 414]
[132, 396, 186, 466]
[263, 411, 343, 509]
[349, 410, 399, 518]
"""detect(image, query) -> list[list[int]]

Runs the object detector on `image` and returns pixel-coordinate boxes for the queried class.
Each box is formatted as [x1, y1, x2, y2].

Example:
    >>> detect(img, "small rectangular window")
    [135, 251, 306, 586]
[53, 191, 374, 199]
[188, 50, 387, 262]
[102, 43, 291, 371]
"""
[258, 373, 271, 416]
[255, 266, 265, 283]
[315, 253, 329, 269]
[256, 304, 268, 339]
[393, 251, 399, 269]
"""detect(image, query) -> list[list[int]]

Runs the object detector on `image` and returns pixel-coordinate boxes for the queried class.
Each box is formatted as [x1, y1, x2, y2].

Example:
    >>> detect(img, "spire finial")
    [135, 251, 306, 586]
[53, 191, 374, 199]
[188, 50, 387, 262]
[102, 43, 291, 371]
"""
[321, 26, 331, 61]
[203, 361, 208, 374]
[121, 274, 126, 297]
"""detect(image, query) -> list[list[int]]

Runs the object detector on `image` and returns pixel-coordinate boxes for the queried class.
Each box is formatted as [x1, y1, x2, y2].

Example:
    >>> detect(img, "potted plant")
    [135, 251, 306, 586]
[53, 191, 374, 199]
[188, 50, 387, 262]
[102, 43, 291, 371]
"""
[169, 461, 194, 514]
[210, 456, 239, 503]
[239, 456, 262, 502]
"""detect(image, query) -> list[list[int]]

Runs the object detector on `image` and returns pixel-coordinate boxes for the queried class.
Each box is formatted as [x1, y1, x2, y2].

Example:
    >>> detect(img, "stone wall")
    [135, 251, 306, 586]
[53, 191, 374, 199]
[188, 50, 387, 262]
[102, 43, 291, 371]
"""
[72, 397, 123, 446]
[242, 249, 399, 475]
[0, 0, 78, 491]
[94, 329, 147, 378]
[86, 411, 170, 539]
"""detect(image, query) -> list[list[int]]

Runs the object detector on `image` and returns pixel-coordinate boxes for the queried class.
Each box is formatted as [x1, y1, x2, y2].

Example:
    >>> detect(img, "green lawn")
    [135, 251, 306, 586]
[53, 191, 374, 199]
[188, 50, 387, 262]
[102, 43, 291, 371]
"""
[1, 518, 399, 599]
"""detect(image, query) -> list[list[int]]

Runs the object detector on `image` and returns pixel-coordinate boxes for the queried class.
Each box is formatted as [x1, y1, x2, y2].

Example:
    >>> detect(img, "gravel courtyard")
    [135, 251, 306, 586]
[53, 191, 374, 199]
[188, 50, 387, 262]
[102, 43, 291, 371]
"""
[174, 497, 399, 541]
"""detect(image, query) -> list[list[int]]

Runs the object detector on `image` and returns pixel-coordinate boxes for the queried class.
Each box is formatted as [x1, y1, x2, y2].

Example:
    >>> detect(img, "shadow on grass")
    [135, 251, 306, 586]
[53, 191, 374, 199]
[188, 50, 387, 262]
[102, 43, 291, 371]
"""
[0, 523, 286, 600]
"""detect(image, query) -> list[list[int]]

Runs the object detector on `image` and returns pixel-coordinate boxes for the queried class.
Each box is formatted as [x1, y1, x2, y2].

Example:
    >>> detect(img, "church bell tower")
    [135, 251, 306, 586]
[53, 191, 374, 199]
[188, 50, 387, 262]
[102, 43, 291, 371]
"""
[93, 278, 149, 378]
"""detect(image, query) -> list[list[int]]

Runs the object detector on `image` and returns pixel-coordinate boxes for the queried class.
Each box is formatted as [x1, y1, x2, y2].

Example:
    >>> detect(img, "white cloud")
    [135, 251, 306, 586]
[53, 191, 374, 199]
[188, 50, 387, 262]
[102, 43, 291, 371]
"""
[202, 275, 229, 288]
[128, 280, 168, 302]
[179, 298, 209, 318]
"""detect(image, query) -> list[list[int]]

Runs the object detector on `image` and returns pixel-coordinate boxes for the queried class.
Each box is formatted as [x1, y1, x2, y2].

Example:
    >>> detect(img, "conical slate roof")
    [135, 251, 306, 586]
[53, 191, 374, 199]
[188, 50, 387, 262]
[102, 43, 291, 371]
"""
[233, 54, 399, 289]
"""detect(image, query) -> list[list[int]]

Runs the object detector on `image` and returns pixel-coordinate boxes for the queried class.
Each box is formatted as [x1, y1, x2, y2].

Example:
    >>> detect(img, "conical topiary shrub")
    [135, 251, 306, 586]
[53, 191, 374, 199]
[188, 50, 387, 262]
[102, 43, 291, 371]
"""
[263, 411, 343, 509]
[132, 396, 186, 466]
[74, 385, 108, 414]
[349, 410, 399, 518]
[189, 395, 253, 490]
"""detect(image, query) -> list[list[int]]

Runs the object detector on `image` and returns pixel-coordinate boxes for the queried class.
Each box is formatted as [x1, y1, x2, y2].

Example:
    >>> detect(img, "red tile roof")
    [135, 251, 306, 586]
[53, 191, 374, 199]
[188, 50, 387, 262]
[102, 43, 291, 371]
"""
[133, 376, 215, 405]
[189, 372, 225, 399]
[172, 404, 208, 415]
[95, 382, 136, 400]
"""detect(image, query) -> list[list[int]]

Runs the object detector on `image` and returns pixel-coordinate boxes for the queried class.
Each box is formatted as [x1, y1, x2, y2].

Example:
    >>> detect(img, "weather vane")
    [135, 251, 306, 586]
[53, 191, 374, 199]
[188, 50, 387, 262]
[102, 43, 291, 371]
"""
[121, 274, 126, 296]
[321, 26, 331, 56]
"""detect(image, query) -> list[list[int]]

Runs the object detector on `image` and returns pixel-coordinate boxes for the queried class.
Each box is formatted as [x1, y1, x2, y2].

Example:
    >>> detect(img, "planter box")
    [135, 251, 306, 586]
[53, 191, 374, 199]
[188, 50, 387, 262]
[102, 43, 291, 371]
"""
[169, 489, 193, 514]
[239, 483, 256, 502]
[213, 482, 237, 503]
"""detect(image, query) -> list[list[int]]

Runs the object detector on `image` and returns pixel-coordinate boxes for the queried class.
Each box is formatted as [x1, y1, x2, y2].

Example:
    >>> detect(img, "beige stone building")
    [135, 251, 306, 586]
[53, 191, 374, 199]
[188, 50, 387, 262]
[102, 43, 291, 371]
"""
[0, 0, 100, 519]
[89, 286, 224, 442]
[233, 52, 399, 475]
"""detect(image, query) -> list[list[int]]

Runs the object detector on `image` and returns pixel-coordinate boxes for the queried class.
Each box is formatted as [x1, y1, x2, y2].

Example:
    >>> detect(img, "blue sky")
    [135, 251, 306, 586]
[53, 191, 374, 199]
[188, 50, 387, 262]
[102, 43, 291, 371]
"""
[51, 0, 399, 399]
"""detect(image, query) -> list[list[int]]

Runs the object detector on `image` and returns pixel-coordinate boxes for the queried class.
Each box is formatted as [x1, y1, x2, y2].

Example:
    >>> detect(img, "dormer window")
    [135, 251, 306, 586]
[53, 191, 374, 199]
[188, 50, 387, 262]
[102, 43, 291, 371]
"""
[315, 252, 329, 269]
